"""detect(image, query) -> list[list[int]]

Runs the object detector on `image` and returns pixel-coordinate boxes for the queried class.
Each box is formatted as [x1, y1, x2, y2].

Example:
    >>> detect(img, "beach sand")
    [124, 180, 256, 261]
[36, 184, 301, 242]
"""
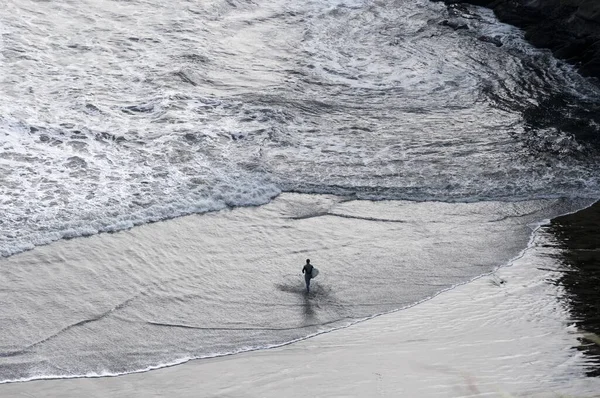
[1, 197, 599, 397]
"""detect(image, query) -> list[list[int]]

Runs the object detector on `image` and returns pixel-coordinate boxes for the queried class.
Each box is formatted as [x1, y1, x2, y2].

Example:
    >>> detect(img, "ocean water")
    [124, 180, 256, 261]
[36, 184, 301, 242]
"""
[1, 0, 600, 384]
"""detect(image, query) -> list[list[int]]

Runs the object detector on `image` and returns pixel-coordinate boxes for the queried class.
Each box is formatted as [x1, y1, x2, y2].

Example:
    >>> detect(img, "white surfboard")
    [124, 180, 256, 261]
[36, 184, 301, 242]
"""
[311, 267, 319, 278]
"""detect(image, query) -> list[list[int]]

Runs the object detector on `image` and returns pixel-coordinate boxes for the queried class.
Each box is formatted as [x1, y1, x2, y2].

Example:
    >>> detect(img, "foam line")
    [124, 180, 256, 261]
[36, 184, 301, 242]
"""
[145, 317, 353, 331]
[0, 294, 140, 358]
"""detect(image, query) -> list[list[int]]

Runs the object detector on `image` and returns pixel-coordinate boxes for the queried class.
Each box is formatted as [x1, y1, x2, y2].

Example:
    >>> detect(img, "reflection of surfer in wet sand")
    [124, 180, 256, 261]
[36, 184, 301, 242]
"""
[302, 259, 318, 293]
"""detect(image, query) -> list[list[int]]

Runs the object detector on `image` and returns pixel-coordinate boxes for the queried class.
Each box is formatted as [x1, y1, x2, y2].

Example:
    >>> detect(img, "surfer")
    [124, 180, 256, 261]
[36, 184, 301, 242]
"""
[302, 259, 314, 293]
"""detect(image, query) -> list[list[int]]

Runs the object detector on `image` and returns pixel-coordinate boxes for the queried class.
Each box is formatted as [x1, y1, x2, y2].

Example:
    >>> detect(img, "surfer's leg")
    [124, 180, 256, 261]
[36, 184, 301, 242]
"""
[305, 275, 311, 292]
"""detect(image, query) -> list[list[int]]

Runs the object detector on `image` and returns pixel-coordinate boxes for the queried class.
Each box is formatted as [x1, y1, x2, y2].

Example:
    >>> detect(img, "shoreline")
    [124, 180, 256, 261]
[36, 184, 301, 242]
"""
[2, 192, 597, 261]
[0, 204, 600, 397]
[0, 195, 599, 396]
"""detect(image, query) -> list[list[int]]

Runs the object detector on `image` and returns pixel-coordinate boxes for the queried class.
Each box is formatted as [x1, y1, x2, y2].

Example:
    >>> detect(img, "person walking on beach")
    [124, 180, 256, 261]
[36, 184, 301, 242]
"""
[302, 259, 314, 293]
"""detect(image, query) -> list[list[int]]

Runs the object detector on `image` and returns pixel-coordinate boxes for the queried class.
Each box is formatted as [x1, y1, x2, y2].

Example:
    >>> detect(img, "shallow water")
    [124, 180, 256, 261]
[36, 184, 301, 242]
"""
[2, 198, 600, 397]
[0, 193, 593, 381]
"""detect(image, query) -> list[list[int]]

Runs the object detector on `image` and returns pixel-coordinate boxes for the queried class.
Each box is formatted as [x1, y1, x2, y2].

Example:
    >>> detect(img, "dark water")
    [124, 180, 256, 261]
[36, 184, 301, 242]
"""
[1, 0, 600, 383]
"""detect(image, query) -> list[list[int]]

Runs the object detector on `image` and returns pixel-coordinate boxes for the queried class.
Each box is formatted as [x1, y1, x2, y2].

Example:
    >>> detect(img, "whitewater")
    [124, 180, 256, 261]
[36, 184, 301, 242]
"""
[1, 0, 599, 257]
[1, 0, 600, 385]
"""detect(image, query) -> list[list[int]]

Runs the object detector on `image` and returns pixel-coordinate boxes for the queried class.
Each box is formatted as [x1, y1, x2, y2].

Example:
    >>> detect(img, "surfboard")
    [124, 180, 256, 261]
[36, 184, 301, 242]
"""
[311, 267, 319, 278]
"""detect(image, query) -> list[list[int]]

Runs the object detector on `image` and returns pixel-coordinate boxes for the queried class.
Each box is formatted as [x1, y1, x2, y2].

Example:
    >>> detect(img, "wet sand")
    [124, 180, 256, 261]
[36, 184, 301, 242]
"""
[1, 197, 600, 397]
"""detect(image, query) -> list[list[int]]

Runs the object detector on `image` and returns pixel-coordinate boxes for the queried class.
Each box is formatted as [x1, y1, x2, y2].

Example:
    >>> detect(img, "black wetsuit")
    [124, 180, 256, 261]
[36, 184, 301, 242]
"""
[302, 264, 314, 292]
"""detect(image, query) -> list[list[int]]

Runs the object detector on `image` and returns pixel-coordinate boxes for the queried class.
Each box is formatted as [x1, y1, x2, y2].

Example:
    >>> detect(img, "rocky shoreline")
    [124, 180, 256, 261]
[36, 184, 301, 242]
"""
[435, 0, 600, 80]
[550, 201, 600, 377]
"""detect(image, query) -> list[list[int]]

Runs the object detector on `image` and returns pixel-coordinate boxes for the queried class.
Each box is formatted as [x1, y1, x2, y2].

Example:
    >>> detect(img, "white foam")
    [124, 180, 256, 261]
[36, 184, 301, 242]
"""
[1, 0, 600, 258]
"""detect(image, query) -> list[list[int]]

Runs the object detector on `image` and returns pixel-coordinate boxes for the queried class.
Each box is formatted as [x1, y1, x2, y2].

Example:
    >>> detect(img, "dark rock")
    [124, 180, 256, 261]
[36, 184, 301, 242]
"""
[553, 38, 591, 61]
[433, 0, 600, 80]
[581, 54, 600, 79]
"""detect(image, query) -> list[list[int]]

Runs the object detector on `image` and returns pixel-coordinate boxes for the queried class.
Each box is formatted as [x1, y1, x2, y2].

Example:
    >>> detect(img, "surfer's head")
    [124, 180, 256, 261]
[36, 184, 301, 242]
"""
[306, 259, 310, 264]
